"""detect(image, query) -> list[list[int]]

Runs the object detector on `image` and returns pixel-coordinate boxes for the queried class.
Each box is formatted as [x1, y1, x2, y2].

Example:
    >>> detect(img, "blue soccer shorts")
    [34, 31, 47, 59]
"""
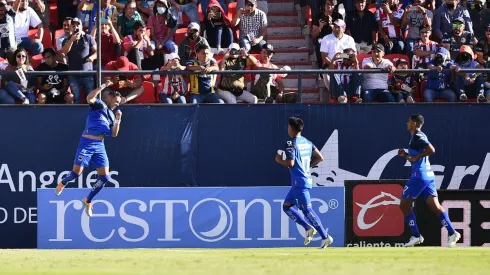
[402, 178, 438, 201]
[284, 187, 312, 210]
[73, 137, 109, 168]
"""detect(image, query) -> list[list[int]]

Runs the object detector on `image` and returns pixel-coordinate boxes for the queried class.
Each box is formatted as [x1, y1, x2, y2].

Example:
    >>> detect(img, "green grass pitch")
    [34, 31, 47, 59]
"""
[0, 247, 489, 274]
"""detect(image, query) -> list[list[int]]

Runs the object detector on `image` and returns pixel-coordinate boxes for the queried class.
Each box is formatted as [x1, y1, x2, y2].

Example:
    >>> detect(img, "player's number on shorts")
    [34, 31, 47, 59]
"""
[302, 156, 311, 173]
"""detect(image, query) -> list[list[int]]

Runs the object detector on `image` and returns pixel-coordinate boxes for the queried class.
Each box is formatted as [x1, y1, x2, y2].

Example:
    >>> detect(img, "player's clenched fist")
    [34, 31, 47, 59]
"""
[115, 110, 122, 120]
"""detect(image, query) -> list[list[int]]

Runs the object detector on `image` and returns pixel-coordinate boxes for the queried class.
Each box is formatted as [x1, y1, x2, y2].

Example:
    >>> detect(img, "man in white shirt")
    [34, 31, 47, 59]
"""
[319, 19, 356, 90]
[11, 0, 44, 55]
[361, 43, 397, 102]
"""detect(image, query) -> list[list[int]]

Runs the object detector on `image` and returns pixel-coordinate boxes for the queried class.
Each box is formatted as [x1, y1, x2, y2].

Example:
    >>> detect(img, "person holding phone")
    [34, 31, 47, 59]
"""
[204, 0, 233, 54]
[231, 0, 268, 53]
[401, 0, 432, 60]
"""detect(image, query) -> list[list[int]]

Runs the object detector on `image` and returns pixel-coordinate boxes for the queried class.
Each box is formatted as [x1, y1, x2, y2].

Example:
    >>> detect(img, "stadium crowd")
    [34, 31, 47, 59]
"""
[0, 0, 489, 104]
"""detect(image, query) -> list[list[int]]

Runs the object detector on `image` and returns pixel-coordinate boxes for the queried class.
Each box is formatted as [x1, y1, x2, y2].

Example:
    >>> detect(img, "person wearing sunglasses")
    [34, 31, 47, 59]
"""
[441, 17, 474, 60]
[0, 48, 35, 104]
[433, 0, 473, 42]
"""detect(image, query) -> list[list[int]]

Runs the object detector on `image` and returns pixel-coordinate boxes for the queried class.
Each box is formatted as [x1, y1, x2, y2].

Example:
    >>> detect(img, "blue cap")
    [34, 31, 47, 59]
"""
[452, 17, 465, 24]
[436, 47, 449, 58]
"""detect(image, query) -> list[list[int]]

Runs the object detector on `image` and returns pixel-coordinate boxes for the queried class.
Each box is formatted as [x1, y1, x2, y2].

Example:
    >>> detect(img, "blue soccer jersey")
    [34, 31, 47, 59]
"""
[83, 98, 116, 137]
[408, 131, 435, 180]
[285, 136, 315, 189]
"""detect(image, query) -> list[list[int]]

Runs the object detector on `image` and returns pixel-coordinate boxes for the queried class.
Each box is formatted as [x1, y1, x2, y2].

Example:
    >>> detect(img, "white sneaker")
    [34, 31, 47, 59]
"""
[459, 93, 468, 102]
[320, 235, 334, 249]
[22, 98, 29, 105]
[399, 99, 405, 103]
[338, 95, 347, 104]
[407, 96, 415, 103]
[404, 235, 424, 247]
[82, 198, 93, 218]
[304, 227, 317, 245]
[448, 231, 461, 248]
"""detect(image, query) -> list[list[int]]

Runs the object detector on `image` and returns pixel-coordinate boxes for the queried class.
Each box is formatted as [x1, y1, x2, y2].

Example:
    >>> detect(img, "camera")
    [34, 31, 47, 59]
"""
[74, 27, 80, 34]
[230, 49, 239, 56]
[339, 53, 351, 59]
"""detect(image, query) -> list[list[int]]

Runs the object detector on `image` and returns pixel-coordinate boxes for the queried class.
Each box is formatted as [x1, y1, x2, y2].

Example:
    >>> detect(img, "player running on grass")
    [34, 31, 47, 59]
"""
[275, 117, 334, 249]
[398, 114, 461, 247]
[55, 80, 122, 218]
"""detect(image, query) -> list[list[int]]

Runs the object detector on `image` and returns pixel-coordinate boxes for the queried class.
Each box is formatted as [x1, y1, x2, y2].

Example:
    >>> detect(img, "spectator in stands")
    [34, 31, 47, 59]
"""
[312, 0, 343, 70]
[186, 44, 224, 103]
[424, 47, 457, 102]
[232, 0, 268, 53]
[376, 0, 405, 54]
[346, 0, 378, 54]
[329, 48, 362, 103]
[90, 18, 121, 68]
[361, 43, 397, 102]
[467, 0, 484, 39]
[442, 17, 474, 60]
[12, 0, 44, 55]
[475, 23, 490, 65]
[61, 17, 97, 103]
[78, 0, 96, 31]
[168, 0, 199, 23]
[201, 0, 228, 15]
[389, 58, 416, 103]
[56, 0, 77, 29]
[104, 56, 144, 103]
[481, 0, 490, 34]
[147, 0, 177, 53]
[204, 0, 233, 54]
[112, 0, 128, 10]
[217, 43, 259, 104]
[320, 19, 356, 90]
[136, 0, 154, 22]
[0, 1, 15, 58]
[178, 22, 210, 65]
[157, 52, 187, 104]
[36, 48, 73, 104]
[123, 20, 163, 70]
[102, 0, 119, 24]
[401, 0, 433, 59]
[250, 43, 288, 103]
[117, 0, 143, 37]
[1, 48, 35, 104]
[433, 0, 472, 42]
[413, 25, 438, 68]
[56, 17, 73, 54]
[27, 0, 48, 29]
[453, 45, 486, 102]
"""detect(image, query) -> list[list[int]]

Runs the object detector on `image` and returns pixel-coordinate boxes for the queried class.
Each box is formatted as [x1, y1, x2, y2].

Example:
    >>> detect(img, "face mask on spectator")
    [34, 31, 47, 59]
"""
[434, 55, 445, 65]
[459, 53, 472, 66]
[188, 32, 198, 40]
[475, 2, 483, 10]
[157, 7, 166, 14]
[446, 2, 455, 9]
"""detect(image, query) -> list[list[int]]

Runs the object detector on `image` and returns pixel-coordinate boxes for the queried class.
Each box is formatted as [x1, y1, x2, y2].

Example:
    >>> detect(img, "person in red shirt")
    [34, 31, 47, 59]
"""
[104, 56, 144, 104]
[376, 0, 405, 54]
[123, 20, 162, 70]
[90, 18, 122, 68]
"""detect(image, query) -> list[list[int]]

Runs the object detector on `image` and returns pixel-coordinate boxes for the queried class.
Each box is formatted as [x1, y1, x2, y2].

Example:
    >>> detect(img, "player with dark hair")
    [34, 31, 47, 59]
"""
[54, 80, 122, 218]
[398, 114, 461, 247]
[275, 117, 334, 249]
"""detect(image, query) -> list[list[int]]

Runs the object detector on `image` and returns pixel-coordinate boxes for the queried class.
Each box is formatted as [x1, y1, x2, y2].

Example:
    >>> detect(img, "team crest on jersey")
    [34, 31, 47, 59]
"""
[461, 37, 466, 43]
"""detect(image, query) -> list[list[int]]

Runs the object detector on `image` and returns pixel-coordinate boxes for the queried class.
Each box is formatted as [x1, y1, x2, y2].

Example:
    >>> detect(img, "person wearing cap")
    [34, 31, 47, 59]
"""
[319, 18, 356, 90]
[147, 0, 178, 54]
[465, 0, 484, 39]
[11, 0, 44, 55]
[117, 1, 143, 37]
[442, 17, 474, 60]
[104, 56, 144, 104]
[375, 0, 405, 54]
[433, 0, 473, 41]
[35, 48, 73, 104]
[216, 43, 259, 104]
[178, 22, 210, 65]
[157, 52, 187, 104]
[203, 0, 233, 54]
[89, 15, 122, 68]
[168, 0, 199, 23]
[401, 0, 432, 59]
[186, 44, 224, 104]
[361, 43, 397, 103]
[424, 47, 457, 102]
[61, 16, 98, 104]
[453, 45, 487, 102]
[0, 0, 16, 58]
[231, 0, 268, 53]
[388, 58, 416, 103]
[475, 23, 490, 66]
[345, 0, 378, 54]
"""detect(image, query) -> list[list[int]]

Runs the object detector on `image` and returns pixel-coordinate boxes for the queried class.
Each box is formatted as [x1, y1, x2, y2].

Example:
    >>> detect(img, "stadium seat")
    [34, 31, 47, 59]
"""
[356, 53, 371, 64]
[228, 2, 236, 21]
[174, 28, 187, 45]
[30, 54, 44, 69]
[49, 5, 58, 30]
[132, 81, 156, 103]
[28, 28, 53, 50]
[197, 3, 204, 22]
[368, 3, 377, 13]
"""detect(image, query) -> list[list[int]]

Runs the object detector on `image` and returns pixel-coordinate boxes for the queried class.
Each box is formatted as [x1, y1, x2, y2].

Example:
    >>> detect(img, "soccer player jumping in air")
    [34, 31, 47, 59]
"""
[398, 114, 461, 247]
[55, 80, 123, 218]
[275, 117, 334, 249]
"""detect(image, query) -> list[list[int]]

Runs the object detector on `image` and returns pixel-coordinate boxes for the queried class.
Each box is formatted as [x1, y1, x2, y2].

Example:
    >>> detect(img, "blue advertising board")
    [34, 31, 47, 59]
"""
[37, 187, 345, 249]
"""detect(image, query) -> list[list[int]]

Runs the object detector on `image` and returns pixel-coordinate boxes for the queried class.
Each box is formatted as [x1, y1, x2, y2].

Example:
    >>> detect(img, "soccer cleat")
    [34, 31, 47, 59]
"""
[304, 227, 317, 245]
[82, 198, 93, 218]
[404, 235, 424, 247]
[320, 235, 334, 249]
[448, 231, 461, 248]
[54, 183, 65, 196]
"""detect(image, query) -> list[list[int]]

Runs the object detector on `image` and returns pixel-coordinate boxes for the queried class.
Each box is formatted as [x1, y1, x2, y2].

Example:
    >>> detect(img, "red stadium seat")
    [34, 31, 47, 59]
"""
[228, 2, 236, 21]
[198, 3, 204, 22]
[368, 3, 377, 13]
[356, 53, 371, 65]
[49, 5, 58, 29]
[30, 54, 44, 69]
[132, 81, 156, 104]
[174, 28, 187, 45]
[28, 28, 53, 50]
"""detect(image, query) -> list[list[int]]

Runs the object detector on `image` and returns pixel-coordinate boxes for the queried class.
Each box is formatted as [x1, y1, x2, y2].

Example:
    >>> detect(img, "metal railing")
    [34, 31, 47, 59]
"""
[2, 68, 489, 103]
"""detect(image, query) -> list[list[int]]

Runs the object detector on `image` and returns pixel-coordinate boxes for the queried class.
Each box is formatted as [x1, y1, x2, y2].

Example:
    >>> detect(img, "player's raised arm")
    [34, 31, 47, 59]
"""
[87, 80, 113, 104]
[111, 110, 122, 137]
[310, 147, 324, 168]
